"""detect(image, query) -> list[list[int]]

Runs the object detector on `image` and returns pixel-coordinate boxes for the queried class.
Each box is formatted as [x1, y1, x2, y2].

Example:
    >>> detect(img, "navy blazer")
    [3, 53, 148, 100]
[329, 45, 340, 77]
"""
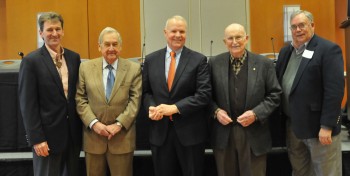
[142, 46, 211, 146]
[18, 45, 82, 153]
[276, 35, 344, 139]
[209, 51, 281, 155]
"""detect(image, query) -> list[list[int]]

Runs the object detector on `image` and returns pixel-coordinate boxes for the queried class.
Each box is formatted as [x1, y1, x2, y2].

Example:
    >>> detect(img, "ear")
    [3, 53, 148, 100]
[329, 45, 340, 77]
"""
[98, 43, 102, 52]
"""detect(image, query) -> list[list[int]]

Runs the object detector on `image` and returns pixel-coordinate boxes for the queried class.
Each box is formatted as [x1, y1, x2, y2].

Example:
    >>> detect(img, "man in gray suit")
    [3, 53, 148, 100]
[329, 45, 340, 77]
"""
[209, 23, 281, 176]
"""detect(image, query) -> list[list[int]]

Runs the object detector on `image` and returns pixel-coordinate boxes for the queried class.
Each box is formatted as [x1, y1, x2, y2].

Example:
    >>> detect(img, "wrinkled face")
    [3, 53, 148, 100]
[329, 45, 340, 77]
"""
[164, 19, 187, 51]
[98, 32, 121, 64]
[290, 13, 314, 48]
[223, 25, 248, 58]
[39, 20, 64, 51]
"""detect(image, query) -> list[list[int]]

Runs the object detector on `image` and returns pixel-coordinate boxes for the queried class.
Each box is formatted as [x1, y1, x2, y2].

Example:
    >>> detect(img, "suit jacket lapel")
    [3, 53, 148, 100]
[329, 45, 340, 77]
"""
[158, 49, 168, 90]
[290, 36, 317, 94]
[40, 46, 65, 97]
[171, 47, 190, 91]
[92, 58, 105, 101]
[109, 58, 128, 101]
[220, 53, 231, 107]
[64, 50, 75, 99]
[245, 51, 258, 108]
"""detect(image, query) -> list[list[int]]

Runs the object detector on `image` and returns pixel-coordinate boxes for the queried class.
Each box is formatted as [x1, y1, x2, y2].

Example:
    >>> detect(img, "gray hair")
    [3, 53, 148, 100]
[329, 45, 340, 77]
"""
[38, 12, 64, 31]
[98, 27, 122, 45]
[290, 10, 314, 23]
[165, 15, 188, 29]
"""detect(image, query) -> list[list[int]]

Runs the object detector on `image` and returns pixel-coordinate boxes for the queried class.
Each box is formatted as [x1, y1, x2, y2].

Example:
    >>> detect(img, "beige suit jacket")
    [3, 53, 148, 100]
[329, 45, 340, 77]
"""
[76, 57, 142, 154]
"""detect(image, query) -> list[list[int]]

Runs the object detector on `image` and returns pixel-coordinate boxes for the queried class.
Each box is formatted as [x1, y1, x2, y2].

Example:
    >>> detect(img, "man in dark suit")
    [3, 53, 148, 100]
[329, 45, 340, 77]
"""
[209, 23, 281, 176]
[276, 10, 344, 175]
[18, 12, 82, 176]
[142, 15, 211, 176]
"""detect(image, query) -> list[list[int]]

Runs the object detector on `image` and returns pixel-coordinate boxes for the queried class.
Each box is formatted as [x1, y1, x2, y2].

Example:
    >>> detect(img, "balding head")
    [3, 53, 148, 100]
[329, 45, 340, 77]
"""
[223, 23, 248, 58]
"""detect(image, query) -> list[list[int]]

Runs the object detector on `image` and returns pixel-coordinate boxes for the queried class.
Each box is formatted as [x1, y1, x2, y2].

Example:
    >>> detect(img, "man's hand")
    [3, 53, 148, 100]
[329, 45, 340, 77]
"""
[92, 122, 110, 137]
[106, 123, 122, 140]
[216, 109, 233, 125]
[319, 128, 333, 145]
[149, 106, 163, 121]
[237, 110, 256, 127]
[34, 141, 50, 157]
[155, 104, 178, 116]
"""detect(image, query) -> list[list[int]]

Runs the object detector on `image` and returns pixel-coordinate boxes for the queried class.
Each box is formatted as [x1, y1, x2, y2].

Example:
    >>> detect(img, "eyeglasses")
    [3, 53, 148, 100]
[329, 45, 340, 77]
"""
[102, 42, 119, 49]
[290, 23, 309, 31]
[226, 35, 245, 42]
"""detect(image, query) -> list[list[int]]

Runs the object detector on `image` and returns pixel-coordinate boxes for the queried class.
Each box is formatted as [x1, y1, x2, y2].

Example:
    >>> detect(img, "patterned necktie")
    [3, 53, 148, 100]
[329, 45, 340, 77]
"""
[168, 51, 176, 91]
[232, 59, 242, 75]
[106, 64, 115, 101]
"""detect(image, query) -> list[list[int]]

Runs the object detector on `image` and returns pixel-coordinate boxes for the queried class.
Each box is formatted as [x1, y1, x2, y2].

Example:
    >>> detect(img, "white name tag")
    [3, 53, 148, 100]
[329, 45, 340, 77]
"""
[302, 49, 314, 59]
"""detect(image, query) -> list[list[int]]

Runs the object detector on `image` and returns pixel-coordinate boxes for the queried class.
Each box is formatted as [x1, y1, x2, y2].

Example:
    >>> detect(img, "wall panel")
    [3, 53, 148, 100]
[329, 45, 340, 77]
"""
[5, 0, 89, 59]
[0, 0, 7, 59]
[88, 0, 141, 59]
[250, 0, 337, 54]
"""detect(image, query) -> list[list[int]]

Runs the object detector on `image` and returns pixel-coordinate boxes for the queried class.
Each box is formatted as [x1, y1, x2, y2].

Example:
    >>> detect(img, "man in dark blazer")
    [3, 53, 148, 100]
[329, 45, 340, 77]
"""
[209, 23, 281, 176]
[275, 10, 344, 176]
[142, 15, 211, 176]
[18, 12, 82, 176]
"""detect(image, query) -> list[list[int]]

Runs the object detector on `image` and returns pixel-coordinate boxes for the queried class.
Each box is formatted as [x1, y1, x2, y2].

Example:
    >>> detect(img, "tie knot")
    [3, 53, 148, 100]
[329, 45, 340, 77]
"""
[106, 64, 113, 71]
[170, 51, 176, 58]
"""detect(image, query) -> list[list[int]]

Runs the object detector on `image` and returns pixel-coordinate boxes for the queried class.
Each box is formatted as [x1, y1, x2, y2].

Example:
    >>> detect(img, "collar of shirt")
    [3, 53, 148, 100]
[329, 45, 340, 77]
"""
[166, 45, 183, 60]
[103, 58, 118, 71]
[291, 34, 314, 55]
[230, 50, 247, 65]
[165, 46, 183, 80]
[46, 44, 64, 60]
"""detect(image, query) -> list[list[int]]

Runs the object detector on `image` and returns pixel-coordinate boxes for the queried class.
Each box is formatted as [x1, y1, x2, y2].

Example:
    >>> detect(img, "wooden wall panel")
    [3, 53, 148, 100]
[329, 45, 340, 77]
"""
[0, 0, 7, 59]
[335, 0, 348, 106]
[5, 0, 89, 59]
[250, 0, 337, 54]
[87, 0, 141, 59]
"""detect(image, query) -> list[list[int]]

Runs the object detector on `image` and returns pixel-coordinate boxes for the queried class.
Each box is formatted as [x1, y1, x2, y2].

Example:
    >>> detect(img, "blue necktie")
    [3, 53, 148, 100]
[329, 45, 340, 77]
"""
[106, 65, 115, 101]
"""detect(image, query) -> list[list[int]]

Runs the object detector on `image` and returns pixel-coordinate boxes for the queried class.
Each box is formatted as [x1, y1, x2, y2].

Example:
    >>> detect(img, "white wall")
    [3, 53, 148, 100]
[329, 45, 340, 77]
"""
[140, 0, 249, 58]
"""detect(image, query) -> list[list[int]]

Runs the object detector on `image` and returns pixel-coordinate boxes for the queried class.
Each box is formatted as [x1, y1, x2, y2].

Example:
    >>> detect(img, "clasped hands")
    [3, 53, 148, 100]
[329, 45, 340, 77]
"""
[92, 122, 122, 140]
[216, 109, 256, 127]
[148, 104, 178, 121]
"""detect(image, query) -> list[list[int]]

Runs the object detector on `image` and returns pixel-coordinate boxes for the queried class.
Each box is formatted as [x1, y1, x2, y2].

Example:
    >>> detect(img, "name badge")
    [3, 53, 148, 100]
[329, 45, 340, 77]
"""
[302, 49, 314, 59]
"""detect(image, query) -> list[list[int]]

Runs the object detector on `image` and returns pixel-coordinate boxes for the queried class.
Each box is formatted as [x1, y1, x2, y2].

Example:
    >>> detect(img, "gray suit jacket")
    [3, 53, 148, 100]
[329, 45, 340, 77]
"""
[209, 50, 281, 155]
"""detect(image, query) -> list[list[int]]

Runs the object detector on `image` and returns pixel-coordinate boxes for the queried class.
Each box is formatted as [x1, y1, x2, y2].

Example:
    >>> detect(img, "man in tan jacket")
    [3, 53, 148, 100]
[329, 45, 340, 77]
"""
[76, 27, 142, 176]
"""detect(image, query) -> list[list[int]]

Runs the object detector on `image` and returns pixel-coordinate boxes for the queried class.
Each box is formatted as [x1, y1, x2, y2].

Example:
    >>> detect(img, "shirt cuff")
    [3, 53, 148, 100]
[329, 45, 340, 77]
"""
[89, 119, 99, 129]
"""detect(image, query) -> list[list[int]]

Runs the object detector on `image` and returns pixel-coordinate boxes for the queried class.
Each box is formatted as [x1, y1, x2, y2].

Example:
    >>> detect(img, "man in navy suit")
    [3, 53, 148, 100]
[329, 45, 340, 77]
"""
[142, 15, 211, 176]
[276, 10, 344, 175]
[209, 23, 281, 176]
[18, 12, 82, 176]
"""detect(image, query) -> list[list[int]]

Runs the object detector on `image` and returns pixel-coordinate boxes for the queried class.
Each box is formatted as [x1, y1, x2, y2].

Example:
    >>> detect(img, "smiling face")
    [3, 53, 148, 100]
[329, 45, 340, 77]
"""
[98, 32, 121, 64]
[39, 20, 64, 52]
[223, 23, 248, 58]
[164, 18, 187, 51]
[290, 13, 314, 48]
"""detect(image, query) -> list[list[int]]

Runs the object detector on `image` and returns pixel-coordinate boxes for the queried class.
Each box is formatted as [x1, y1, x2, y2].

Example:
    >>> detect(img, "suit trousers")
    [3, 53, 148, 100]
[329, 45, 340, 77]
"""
[151, 123, 205, 176]
[32, 133, 81, 176]
[286, 120, 342, 176]
[85, 151, 133, 176]
[213, 124, 267, 176]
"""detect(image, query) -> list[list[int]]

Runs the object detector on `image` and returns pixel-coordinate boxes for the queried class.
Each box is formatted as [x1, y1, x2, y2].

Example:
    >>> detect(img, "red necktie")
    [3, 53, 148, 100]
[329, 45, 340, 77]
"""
[168, 51, 176, 91]
[168, 51, 176, 121]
